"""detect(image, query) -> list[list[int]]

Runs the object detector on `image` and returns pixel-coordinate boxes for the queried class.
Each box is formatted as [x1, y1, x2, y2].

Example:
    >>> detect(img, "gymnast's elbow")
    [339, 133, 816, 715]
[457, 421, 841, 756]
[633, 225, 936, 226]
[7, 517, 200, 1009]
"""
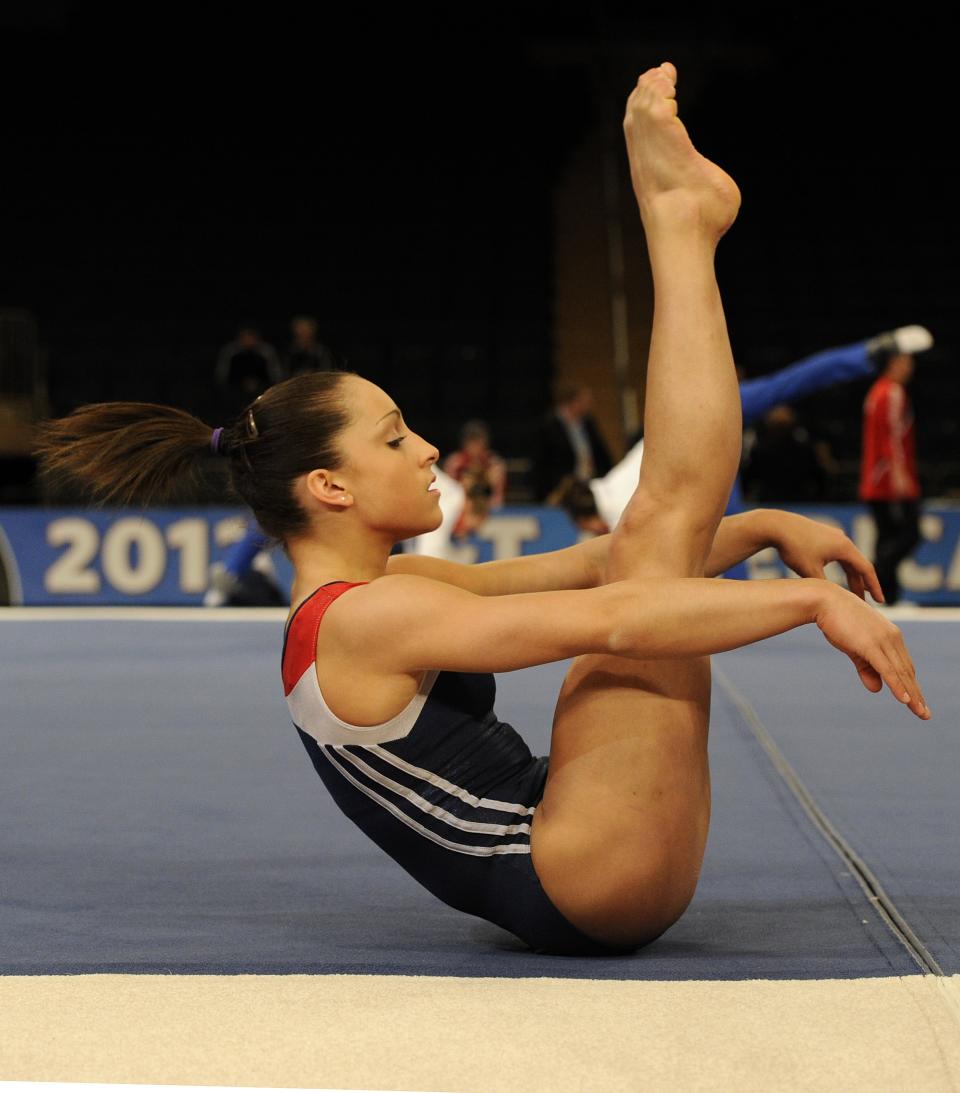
[601, 587, 674, 660]
[602, 591, 644, 658]
[606, 624, 632, 657]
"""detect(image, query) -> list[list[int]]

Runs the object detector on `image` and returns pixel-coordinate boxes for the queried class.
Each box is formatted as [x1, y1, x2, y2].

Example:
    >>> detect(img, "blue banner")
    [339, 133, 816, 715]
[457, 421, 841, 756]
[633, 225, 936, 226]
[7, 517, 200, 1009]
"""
[741, 503, 960, 606]
[0, 506, 580, 606]
[1, 503, 959, 605]
[0, 507, 261, 606]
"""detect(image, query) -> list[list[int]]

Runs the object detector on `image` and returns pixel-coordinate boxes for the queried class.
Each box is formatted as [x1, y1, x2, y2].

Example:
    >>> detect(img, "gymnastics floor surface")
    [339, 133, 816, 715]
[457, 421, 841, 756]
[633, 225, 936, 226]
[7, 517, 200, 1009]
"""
[1, 608, 958, 1091]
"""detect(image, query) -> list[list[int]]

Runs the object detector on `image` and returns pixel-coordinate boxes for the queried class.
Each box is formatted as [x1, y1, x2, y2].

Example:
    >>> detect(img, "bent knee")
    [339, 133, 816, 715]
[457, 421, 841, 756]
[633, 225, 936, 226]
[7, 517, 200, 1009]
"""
[608, 498, 719, 580]
[565, 862, 698, 949]
[534, 824, 701, 947]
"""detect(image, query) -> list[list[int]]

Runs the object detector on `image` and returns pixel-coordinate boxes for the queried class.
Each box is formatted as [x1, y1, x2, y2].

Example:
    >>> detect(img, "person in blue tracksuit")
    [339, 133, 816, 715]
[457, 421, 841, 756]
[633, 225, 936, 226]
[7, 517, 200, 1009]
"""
[578, 327, 933, 578]
[727, 329, 931, 576]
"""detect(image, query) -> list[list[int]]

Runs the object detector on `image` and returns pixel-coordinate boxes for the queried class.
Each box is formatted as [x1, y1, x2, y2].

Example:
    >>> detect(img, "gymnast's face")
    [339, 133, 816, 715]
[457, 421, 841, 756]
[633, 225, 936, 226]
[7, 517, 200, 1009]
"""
[319, 374, 443, 539]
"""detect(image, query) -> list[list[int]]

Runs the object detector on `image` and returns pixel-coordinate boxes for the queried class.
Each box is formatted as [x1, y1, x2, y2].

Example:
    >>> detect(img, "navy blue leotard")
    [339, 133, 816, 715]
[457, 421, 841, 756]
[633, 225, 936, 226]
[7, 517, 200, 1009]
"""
[281, 580, 629, 955]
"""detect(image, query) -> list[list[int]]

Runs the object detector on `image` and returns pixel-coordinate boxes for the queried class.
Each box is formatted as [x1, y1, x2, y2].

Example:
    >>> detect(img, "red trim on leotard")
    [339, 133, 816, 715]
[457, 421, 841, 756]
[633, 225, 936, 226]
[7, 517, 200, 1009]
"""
[281, 581, 369, 697]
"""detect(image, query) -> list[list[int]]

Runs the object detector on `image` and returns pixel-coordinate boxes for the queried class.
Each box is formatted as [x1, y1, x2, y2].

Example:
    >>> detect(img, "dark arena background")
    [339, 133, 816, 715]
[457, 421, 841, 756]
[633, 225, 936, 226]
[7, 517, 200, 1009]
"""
[2, 6, 959, 1093]
[2, 8, 957, 503]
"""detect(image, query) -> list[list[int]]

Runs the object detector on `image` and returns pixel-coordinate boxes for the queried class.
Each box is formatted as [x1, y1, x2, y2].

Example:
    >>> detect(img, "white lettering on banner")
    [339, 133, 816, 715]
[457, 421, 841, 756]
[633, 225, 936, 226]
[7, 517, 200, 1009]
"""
[214, 516, 249, 548]
[0, 524, 23, 605]
[101, 519, 166, 594]
[475, 516, 540, 560]
[44, 515, 249, 598]
[852, 514, 876, 558]
[900, 514, 943, 593]
[948, 525, 960, 591]
[166, 518, 209, 592]
[45, 518, 101, 593]
[746, 546, 781, 581]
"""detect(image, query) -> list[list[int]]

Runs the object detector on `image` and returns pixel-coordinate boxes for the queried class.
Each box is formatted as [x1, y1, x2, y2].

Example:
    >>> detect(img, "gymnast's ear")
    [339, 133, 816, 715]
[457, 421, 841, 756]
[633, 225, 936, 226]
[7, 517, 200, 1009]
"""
[303, 468, 353, 509]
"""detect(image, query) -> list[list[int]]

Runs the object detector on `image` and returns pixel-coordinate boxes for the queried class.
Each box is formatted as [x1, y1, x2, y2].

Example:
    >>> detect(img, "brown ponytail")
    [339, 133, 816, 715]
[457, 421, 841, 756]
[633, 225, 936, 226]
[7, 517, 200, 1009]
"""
[34, 370, 358, 548]
[34, 401, 220, 510]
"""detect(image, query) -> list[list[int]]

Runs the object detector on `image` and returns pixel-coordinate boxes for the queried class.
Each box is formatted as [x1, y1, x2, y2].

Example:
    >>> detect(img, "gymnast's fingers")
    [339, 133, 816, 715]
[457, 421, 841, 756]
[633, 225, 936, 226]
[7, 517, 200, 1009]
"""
[837, 543, 883, 603]
[883, 633, 929, 717]
[846, 567, 866, 600]
[872, 640, 928, 719]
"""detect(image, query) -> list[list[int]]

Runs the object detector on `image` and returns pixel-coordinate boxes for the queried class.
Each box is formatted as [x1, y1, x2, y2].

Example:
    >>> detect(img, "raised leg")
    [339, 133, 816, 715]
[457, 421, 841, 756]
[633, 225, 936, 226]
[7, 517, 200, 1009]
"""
[530, 63, 743, 948]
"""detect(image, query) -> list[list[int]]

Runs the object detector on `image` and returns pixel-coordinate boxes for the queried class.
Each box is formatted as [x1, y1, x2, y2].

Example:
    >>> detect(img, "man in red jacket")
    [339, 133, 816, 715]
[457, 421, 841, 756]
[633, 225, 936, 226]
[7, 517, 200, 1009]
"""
[859, 344, 927, 604]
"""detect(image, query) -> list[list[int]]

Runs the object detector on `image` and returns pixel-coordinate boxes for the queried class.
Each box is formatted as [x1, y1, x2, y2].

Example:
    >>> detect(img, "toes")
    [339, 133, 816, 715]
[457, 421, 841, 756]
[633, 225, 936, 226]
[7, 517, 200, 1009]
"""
[626, 63, 680, 127]
[651, 78, 677, 100]
[638, 62, 676, 81]
[650, 98, 678, 121]
[637, 62, 677, 88]
[633, 68, 678, 111]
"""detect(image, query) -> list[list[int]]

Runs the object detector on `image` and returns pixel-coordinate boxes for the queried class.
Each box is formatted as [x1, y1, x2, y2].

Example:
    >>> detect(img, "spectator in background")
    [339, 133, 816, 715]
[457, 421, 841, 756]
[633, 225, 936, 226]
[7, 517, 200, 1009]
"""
[741, 404, 833, 502]
[215, 324, 284, 417]
[443, 420, 507, 539]
[285, 315, 339, 376]
[552, 328, 932, 553]
[534, 384, 613, 502]
[860, 349, 924, 605]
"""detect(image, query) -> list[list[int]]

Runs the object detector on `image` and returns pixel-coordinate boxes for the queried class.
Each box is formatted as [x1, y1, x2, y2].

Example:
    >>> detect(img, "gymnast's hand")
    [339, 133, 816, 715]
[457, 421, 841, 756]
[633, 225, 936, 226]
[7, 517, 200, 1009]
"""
[814, 584, 930, 720]
[771, 512, 884, 603]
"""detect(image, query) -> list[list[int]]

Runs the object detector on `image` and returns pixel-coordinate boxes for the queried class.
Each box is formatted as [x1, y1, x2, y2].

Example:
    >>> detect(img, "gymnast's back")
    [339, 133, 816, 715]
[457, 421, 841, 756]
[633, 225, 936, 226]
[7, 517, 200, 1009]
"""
[280, 579, 549, 923]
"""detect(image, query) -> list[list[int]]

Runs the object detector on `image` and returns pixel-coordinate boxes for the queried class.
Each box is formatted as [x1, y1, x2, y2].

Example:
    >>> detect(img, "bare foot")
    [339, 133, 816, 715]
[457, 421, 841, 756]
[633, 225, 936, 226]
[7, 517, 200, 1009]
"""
[624, 62, 741, 240]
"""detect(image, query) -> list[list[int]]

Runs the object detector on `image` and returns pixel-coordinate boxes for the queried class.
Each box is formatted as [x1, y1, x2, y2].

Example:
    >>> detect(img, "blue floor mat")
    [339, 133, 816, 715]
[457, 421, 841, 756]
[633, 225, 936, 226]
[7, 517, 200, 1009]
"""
[0, 618, 923, 980]
[717, 621, 959, 975]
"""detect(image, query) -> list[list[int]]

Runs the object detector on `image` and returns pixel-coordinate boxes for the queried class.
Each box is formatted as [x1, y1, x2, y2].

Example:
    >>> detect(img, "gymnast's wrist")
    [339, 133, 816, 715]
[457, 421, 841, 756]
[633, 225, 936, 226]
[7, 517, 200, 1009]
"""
[723, 508, 779, 556]
[803, 578, 841, 626]
[581, 532, 612, 587]
[747, 508, 790, 552]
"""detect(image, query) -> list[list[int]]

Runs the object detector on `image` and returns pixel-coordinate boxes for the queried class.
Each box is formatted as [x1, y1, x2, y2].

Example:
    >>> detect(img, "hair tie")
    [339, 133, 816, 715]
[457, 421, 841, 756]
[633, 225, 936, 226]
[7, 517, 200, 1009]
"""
[210, 427, 225, 455]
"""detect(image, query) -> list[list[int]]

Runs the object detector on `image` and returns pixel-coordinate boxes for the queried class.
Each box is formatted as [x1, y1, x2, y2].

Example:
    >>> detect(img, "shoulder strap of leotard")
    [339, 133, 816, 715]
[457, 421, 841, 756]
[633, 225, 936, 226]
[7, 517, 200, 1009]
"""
[281, 580, 368, 697]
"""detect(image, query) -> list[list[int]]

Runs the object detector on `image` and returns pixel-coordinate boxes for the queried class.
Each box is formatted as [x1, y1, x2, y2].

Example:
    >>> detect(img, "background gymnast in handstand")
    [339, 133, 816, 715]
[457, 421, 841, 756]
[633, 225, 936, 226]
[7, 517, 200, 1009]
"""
[35, 63, 929, 953]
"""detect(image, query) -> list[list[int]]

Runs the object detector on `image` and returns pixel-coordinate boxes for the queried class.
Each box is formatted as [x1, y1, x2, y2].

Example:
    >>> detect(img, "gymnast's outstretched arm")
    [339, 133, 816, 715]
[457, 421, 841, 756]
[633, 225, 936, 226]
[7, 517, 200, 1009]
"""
[387, 508, 880, 598]
[323, 569, 929, 718]
[387, 511, 772, 593]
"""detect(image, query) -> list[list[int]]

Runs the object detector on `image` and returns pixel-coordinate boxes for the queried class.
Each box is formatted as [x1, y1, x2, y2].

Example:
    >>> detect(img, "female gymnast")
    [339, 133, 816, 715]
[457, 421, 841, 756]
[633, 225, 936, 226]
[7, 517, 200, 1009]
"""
[35, 63, 929, 956]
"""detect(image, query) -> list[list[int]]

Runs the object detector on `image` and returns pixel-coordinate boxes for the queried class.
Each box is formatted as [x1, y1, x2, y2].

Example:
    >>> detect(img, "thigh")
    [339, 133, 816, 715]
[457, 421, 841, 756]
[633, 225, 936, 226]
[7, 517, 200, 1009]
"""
[530, 651, 713, 946]
[529, 501, 720, 946]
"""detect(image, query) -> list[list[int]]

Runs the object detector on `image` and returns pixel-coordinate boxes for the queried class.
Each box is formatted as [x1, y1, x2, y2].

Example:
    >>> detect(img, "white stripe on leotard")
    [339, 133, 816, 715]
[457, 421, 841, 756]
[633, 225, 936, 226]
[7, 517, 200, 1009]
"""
[365, 744, 538, 817]
[331, 746, 533, 837]
[321, 746, 532, 857]
[287, 664, 441, 747]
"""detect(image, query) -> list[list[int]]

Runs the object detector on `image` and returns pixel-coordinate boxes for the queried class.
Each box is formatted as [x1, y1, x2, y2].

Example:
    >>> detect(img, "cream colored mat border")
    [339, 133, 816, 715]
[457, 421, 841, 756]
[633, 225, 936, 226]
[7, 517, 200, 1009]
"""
[2, 974, 960, 1093]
